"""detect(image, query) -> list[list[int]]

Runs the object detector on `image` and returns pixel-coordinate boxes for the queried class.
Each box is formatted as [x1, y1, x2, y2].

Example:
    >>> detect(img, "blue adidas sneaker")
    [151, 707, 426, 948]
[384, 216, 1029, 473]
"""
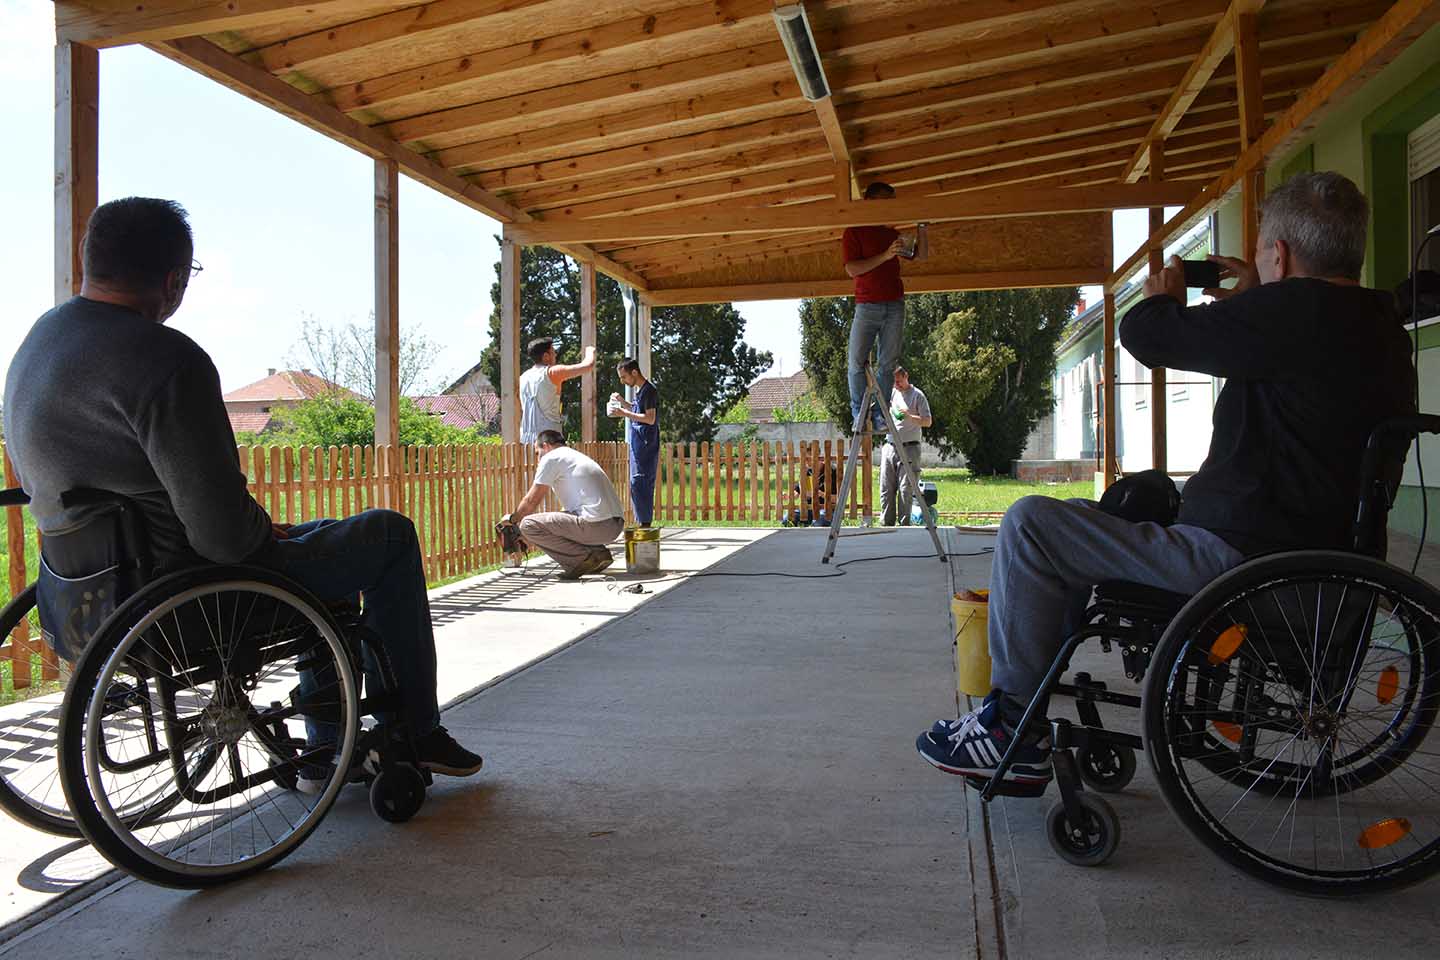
[917, 690, 1052, 786]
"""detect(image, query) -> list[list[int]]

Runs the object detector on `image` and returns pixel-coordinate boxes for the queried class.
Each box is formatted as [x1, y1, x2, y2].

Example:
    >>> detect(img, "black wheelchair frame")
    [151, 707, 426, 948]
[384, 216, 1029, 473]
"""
[973, 414, 1440, 894]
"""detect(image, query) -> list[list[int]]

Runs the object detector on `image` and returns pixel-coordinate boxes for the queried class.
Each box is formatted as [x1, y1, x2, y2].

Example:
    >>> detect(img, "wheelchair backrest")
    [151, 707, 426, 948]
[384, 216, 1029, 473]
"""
[1352, 415, 1440, 560]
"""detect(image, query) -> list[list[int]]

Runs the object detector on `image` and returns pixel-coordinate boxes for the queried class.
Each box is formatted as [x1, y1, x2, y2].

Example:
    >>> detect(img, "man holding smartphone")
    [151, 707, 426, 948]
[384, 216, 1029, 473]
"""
[841, 182, 928, 433]
[916, 172, 1416, 787]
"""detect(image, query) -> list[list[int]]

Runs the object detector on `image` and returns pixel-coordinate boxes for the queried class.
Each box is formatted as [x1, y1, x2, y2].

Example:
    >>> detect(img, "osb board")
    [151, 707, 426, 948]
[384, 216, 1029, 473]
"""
[647, 212, 1109, 290]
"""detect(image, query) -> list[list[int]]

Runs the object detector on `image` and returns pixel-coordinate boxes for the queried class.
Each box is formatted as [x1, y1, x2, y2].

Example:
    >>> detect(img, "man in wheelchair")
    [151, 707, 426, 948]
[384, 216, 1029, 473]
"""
[917, 172, 1418, 787]
[3, 197, 482, 785]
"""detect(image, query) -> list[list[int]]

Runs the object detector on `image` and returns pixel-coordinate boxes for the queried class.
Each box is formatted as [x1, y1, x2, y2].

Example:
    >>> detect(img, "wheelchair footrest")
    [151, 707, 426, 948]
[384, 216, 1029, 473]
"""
[964, 774, 1049, 800]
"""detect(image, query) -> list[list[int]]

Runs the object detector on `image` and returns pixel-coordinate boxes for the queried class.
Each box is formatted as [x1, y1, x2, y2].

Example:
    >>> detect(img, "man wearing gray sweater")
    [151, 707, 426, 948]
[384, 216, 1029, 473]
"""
[3, 197, 481, 780]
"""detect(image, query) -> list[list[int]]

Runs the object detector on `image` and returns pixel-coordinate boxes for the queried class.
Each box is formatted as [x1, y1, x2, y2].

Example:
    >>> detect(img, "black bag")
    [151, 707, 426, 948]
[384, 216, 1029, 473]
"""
[35, 497, 148, 662]
[1098, 469, 1181, 526]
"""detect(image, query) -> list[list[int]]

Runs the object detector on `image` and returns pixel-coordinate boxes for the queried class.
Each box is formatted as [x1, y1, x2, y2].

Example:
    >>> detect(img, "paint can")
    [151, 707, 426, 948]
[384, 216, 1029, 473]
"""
[952, 590, 992, 705]
[625, 526, 661, 574]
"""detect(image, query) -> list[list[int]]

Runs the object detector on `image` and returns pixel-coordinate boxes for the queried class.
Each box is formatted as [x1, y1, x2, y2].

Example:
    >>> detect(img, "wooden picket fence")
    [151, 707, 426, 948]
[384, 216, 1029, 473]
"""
[652, 439, 873, 525]
[3, 437, 870, 694]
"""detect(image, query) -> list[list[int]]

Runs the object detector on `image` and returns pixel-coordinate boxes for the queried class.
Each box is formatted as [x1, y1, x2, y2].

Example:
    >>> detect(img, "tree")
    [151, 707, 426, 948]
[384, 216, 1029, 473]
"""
[288, 315, 444, 400]
[258, 395, 494, 449]
[799, 287, 1078, 473]
[482, 243, 770, 443]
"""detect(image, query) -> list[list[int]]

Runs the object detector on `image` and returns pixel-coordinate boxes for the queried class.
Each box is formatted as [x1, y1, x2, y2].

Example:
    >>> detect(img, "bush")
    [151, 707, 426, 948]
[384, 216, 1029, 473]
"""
[717, 397, 751, 424]
[772, 392, 828, 423]
[255, 396, 495, 449]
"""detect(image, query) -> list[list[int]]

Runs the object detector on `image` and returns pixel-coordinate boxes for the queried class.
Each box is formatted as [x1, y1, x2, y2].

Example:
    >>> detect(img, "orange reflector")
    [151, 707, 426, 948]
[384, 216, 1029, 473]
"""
[1357, 817, 1412, 850]
[1377, 666, 1400, 705]
[1207, 624, 1247, 665]
[1213, 721, 1243, 744]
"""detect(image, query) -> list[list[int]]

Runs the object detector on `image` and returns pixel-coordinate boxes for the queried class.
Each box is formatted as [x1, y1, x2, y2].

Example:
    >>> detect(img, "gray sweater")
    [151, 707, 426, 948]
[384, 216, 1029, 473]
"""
[4, 297, 271, 568]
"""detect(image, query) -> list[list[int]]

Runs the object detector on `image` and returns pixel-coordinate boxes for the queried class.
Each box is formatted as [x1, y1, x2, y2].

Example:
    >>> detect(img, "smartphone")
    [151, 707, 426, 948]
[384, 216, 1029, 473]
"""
[1181, 258, 1221, 289]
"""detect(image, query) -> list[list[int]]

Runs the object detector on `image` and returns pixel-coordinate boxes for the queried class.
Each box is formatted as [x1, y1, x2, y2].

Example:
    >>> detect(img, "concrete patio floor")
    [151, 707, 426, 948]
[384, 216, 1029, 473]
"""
[4, 526, 1440, 958]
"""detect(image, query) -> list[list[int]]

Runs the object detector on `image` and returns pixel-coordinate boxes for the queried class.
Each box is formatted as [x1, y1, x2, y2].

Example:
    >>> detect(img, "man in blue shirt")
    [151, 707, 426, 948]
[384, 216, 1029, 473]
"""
[611, 358, 659, 527]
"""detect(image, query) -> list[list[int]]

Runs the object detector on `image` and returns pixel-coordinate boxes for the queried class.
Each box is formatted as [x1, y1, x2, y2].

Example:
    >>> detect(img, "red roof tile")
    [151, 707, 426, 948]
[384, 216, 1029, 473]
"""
[228, 411, 273, 435]
[746, 371, 812, 422]
[223, 370, 357, 403]
[412, 393, 500, 430]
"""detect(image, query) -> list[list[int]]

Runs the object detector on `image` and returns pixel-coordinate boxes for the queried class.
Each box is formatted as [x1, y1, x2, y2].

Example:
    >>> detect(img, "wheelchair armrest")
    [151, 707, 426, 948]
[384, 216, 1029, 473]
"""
[0, 487, 29, 508]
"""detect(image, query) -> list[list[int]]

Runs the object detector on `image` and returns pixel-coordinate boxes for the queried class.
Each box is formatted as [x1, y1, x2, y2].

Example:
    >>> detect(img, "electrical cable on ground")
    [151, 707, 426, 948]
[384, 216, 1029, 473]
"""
[599, 548, 995, 589]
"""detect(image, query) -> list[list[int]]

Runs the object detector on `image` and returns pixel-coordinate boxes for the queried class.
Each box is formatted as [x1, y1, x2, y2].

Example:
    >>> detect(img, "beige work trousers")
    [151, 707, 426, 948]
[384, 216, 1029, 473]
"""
[518, 513, 624, 573]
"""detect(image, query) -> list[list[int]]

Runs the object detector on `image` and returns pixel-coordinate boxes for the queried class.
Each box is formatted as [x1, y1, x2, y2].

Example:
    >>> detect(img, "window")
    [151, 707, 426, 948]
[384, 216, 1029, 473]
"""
[1411, 112, 1440, 282]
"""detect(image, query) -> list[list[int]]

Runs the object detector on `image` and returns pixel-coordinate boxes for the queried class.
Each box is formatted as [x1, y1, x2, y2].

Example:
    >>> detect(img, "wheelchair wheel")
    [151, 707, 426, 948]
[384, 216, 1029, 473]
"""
[0, 584, 80, 836]
[59, 566, 361, 888]
[369, 764, 426, 823]
[1144, 552, 1440, 895]
[1078, 743, 1137, 794]
[1046, 793, 1121, 866]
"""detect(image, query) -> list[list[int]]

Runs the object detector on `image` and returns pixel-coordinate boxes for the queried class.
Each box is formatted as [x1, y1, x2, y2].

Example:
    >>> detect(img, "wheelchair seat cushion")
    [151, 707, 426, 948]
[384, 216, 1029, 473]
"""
[1093, 580, 1191, 616]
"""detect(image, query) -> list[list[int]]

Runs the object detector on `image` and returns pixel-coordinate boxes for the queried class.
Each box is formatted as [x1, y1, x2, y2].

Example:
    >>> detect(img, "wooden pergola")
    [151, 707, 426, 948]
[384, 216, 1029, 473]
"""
[51, 0, 1440, 459]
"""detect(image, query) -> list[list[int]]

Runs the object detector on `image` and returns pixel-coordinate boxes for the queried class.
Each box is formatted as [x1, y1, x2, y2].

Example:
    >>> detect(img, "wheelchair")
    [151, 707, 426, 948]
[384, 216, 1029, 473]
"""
[0, 488, 433, 888]
[977, 415, 1440, 897]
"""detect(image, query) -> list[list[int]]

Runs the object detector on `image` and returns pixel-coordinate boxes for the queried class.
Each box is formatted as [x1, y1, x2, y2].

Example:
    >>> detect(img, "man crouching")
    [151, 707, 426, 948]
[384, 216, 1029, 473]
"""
[507, 430, 625, 580]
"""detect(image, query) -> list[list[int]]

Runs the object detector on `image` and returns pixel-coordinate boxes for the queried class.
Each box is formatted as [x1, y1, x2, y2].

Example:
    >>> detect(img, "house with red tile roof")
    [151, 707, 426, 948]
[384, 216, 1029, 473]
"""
[223, 368, 357, 435]
[745, 371, 812, 423]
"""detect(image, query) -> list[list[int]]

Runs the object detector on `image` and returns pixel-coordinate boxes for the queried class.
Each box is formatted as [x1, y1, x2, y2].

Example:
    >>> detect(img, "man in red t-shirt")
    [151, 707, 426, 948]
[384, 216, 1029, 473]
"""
[841, 181, 928, 431]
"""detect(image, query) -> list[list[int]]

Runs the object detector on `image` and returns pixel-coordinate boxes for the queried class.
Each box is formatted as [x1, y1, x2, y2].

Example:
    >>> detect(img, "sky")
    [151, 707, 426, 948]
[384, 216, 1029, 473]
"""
[0, 1, 1157, 396]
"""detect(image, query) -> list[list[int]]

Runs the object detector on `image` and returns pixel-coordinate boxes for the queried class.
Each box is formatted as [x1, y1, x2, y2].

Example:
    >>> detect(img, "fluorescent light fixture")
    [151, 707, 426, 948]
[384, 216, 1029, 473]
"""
[773, 3, 830, 101]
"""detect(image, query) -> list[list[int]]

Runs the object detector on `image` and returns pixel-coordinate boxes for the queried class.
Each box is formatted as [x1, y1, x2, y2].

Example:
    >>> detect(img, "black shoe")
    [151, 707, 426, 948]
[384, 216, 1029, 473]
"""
[415, 726, 484, 777]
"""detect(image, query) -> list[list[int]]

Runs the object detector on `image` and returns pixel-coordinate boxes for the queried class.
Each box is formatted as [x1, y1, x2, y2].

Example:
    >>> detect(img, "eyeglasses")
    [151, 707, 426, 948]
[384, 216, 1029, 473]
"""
[189, 260, 204, 278]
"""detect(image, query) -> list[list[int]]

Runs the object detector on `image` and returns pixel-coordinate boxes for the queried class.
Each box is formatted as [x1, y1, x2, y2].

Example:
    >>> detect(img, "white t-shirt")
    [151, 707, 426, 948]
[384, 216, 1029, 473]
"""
[519, 366, 563, 443]
[890, 384, 931, 445]
[534, 446, 624, 521]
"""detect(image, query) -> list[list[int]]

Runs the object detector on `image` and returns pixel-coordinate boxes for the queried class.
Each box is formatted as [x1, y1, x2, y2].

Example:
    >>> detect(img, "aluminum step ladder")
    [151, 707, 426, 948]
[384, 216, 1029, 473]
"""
[821, 362, 947, 565]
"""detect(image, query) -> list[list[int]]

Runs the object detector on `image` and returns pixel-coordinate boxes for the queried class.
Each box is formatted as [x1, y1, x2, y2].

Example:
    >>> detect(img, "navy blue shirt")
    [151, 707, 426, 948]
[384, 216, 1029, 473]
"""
[629, 381, 659, 459]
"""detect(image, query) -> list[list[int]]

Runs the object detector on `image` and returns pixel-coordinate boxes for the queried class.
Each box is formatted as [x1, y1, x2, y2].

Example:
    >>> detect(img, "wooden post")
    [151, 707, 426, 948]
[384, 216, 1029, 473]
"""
[1236, 10, 1266, 258]
[374, 159, 401, 509]
[1148, 142, 1168, 474]
[500, 237, 522, 444]
[55, 41, 98, 304]
[1102, 291, 1119, 485]
[580, 261, 597, 443]
[638, 301, 652, 379]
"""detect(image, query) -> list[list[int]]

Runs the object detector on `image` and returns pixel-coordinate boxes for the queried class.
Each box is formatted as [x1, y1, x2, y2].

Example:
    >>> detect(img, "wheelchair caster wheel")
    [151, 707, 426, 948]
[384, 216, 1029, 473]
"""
[1046, 794, 1121, 867]
[1078, 743, 1137, 793]
[370, 764, 426, 823]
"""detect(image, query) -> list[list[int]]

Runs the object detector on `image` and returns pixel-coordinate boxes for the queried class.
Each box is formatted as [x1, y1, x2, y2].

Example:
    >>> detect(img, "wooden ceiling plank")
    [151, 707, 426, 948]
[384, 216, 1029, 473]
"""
[1108, 0, 1440, 289]
[510, 139, 833, 212]
[54, 0, 412, 47]
[505, 182, 1200, 245]
[539, 161, 841, 221]
[1121, 0, 1268, 183]
[641, 269, 1109, 306]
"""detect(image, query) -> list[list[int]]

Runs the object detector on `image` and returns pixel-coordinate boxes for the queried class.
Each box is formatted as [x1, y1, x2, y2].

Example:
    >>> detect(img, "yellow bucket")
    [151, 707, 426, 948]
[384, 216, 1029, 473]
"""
[952, 591, 993, 701]
[625, 526, 661, 574]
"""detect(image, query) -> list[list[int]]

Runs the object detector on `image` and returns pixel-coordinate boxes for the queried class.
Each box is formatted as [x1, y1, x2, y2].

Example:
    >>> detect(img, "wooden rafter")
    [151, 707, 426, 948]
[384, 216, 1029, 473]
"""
[506, 182, 1198, 245]
[1121, 0, 1269, 183]
[1107, 0, 1440, 290]
[54, 0, 412, 47]
[641, 269, 1110, 306]
[146, 35, 646, 290]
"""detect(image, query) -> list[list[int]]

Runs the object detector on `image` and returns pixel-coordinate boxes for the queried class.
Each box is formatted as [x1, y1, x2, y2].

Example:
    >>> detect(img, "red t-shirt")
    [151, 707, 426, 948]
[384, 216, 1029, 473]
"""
[842, 225, 903, 302]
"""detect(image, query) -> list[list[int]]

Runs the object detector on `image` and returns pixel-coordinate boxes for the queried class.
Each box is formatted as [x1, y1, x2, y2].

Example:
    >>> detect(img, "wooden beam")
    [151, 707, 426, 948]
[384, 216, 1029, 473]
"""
[641, 269, 1109, 306]
[1235, 9, 1266, 256]
[54, 40, 98, 305]
[148, 37, 643, 291]
[580, 262, 597, 444]
[499, 238, 521, 444]
[538, 160, 839, 222]
[1148, 143, 1168, 474]
[374, 158, 401, 460]
[507, 182, 1200, 245]
[1107, 0, 1440, 290]
[812, 95, 856, 202]
[54, 0, 412, 48]
[1102, 291, 1118, 484]
[1121, 0, 1268, 183]
[638, 301, 652, 379]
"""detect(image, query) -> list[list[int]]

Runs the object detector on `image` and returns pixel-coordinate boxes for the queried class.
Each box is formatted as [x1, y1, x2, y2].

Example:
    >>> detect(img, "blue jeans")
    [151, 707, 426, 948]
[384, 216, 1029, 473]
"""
[630, 447, 659, 525]
[254, 510, 441, 740]
[988, 497, 1244, 699]
[848, 299, 904, 430]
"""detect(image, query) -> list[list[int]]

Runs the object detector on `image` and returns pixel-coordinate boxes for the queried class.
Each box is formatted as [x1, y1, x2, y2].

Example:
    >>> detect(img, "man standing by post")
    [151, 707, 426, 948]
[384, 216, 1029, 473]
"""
[841, 182, 928, 433]
[520, 337, 596, 444]
[881, 365, 932, 526]
[611, 358, 659, 528]
[507, 430, 626, 580]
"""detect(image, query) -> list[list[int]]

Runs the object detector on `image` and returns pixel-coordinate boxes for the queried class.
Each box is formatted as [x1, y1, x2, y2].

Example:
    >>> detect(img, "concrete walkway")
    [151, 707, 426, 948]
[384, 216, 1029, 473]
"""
[0, 527, 769, 941]
[7, 527, 1440, 958]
